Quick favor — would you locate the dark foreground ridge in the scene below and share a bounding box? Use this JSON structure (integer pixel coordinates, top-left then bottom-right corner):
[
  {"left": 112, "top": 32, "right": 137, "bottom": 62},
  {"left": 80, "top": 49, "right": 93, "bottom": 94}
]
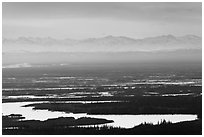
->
[{"left": 2, "top": 114, "right": 202, "bottom": 135}]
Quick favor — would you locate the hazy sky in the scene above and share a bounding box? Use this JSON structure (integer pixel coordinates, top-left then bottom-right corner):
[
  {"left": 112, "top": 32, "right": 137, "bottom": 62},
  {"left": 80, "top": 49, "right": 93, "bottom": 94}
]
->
[{"left": 3, "top": 2, "right": 202, "bottom": 39}]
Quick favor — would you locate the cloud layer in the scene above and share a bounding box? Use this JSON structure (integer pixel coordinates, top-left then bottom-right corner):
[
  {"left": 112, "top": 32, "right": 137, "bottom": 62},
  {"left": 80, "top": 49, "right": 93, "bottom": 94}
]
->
[{"left": 3, "top": 2, "right": 202, "bottom": 39}]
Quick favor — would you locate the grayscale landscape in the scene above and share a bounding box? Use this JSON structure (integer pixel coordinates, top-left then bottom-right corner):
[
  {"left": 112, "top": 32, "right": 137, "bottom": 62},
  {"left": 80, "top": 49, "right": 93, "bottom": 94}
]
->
[{"left": 2, "top": 2, "right": 202, "bottom": 135}]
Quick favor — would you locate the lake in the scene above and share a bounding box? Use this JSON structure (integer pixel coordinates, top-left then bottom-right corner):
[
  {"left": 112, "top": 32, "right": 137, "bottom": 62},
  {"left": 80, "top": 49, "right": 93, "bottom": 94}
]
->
[{"left": 2, "top": 101, "right": 198, "bottom": 128}]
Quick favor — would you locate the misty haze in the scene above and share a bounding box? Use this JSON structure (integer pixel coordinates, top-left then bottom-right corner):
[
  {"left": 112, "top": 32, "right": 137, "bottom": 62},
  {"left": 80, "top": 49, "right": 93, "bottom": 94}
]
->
[{"left": 2, "top": 2, "right": 202, "bottom": 135}]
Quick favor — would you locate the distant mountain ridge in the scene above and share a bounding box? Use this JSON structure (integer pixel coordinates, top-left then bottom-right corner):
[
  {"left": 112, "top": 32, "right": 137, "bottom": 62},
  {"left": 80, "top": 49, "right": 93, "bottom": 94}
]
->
[{"left": 3, "top": 35, "right": 201, "bottom": 53}]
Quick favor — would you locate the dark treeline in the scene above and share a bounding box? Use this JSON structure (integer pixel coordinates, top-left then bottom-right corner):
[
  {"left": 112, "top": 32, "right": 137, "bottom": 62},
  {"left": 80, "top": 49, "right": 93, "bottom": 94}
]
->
[
  {"left": 21, "top": 96, "right": 202, "bottom": 118},
  {"left": 3, "top": 118, "right": 201, "bottom": 135}
]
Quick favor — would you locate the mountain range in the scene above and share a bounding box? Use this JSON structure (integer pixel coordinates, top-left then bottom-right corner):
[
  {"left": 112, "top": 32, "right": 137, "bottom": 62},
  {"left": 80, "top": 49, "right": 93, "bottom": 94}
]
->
[{"left": 3, "top": 35, "right": 201, "bottom": 53}]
